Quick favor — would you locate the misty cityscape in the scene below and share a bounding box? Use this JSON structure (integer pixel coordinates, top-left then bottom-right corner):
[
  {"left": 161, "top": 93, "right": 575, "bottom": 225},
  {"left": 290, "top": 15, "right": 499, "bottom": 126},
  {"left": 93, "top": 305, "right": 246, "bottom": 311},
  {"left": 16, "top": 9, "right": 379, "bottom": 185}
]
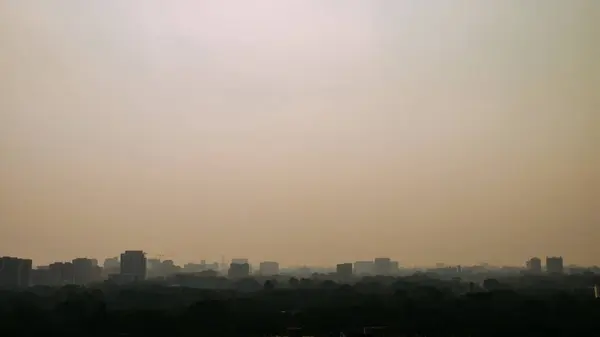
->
[
  {"left": 1, "top": 251, "right": 599, "bottom": 336},
  {"left": 0, "top": 252, "right": 597, "bottom": 288},
  {"left": 1, "top": 1, "right": 597, "bottom": 336}
]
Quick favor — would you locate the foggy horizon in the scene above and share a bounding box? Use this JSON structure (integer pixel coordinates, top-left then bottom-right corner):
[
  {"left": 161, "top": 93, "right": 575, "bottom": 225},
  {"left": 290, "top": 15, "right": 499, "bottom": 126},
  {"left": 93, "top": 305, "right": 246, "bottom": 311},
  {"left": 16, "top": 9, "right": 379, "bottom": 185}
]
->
[{"left": 1, "top": 1, "right": 598, "bottom": 267}]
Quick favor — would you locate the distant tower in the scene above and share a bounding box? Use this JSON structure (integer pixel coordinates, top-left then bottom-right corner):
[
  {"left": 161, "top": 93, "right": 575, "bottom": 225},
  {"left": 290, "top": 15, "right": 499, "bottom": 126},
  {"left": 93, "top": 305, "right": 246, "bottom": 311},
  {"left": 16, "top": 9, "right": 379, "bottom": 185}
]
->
[
  {"left": 545, "top": 256, "right": 564, "bottom": 274},
  {"left": 120, "top": 251, "right": 147, "bottom": 281},
  {"left": 374, "top": 258, "right": 392, "bottom": 276},
  {"left": 336, "top": 263, "right": 353, "bottom": 279},
  {"left": 526, "top": 257, "right": 542, "bottom": 273},
  {"left": 72, "top": 258, "right": 94, "bottom": 285},
  {"left": 227, "top": 263, "right": 250, "bottom": 279}
]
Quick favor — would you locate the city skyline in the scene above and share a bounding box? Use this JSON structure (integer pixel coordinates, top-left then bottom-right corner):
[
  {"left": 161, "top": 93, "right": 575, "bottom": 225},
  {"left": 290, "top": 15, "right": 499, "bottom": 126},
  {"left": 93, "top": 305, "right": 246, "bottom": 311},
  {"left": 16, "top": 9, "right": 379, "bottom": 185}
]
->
[
  {"left": 0, "top": 250, "right": 580, "bottom": 288},
  {"left": 1, "top": 250, "right": 585, "bottom": 289},
  {"left": 1, "top": 1, "right": 597, "bottom": 267},
  {"left": 2, "top": 252, "right": 589, "bottom": 270}
]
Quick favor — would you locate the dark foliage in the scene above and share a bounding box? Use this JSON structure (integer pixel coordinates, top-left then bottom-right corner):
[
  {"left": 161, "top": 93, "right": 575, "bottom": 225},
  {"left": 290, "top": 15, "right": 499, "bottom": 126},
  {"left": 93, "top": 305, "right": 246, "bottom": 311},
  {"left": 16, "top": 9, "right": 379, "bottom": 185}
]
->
[{"left": 0, "top": 275, "right": 598, "bottom": 337}]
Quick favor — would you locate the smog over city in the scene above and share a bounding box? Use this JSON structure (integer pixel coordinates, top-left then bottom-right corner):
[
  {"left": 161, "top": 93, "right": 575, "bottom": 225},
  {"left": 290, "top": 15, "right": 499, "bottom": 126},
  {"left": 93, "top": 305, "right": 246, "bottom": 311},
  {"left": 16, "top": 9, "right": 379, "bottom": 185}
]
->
[{"left": 0, "top": 2, "right": 598, "bottom": 336}]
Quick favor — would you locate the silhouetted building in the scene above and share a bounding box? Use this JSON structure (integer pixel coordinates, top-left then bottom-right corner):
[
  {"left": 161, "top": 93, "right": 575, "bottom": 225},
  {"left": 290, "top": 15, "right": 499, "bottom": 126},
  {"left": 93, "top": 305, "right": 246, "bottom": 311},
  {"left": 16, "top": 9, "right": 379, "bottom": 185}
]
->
[
  {"left": 120, "top": 250, "right": 147, "bottom": 282},
  {"left": 72, "top": 258, "right": 95, "bottom": 285},
  {"left": 231, "top": 258, "right": 251, "bottom": 274},
  {"left": 31, "top": 268, "right": 52, "bottom": 286},
  {"left": 49, "top": 262, "right": 74, "bottom": 285},
  {"left": 546, "top": 256, "right": 564, "bottom": 274},
  {"left": 390, "top": 261, "right": 400, "bottom": 274},
  {"left": 19, "top": 259, "right": 32, "bottom": 287},
  {"left": 336, "top": 263, "right": 353, "bottom": 279},
  {"left": 228, "top": 263, "right": 250, "bottom": 278},
  {"left": 259, "top": 261, "right": 280, "bottom": 276},
  {"left": 374, "top": 258, "right": 392, "bottom": 276},
  {"left": 104, "top": 257, "right": 120, "bottom": 269},
  {"left": 354, "top": 261, "right": 374, "bottom": 275},
  {"left": 0, "top": 257, "right": 32, "bottom": 288},
  {"left": 526, "top": 257, "right": 542, "bottom": 273}
]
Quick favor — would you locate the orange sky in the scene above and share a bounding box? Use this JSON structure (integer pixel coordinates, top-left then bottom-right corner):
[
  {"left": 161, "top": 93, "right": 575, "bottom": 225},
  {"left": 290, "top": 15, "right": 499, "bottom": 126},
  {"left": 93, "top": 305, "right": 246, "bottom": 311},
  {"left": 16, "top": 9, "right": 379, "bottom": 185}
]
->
[{"left": 1, "top": 1, "right": 598, "bottom": 267}]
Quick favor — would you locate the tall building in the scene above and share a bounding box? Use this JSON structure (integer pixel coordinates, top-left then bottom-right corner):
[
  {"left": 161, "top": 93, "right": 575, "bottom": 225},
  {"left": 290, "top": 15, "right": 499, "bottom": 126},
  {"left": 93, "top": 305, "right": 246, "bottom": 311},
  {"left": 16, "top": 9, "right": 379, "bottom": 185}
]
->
[
  {"left": 228, "top": 263, "right": 250, "bottom": 278},
  {"left": 49, "top": 262, "right": 74, "bottom": 285},
  {"left": 104, "top": 257, "right": 120, "bottom": 269},
  {"left": 259, "top": 261, "right": 280, "bottom": 276},
  {"left": 120, "top": 251, "right": 147, "bottom": 282},
  {"left": 31, "top": 268, "right": 53, "bottom": 286},
  {"left": 546, "top": 256, "right": 564, "bottom": 274},
  {"left": 231, "top": 258, "right": 251, "bottom": 274},
  {"left": 354, "top": 261, "right": 374, "bottom": 275},
  {"left": 526, "top": 257, "right": 542, "bottom": 273},
  {"left": 0, "top": 257, "right": 32, "bottom": 288},
  {"left": 19, "top": 259, "right": 32, "bottom": 287},
  {"left": 374, "top": 258, "right": 392, "bottom": 276},
  {"left": 336, "top": 263, "right": 353, "bottom": 279},
  {"left": 72, "top": 258, "right": 95, "bottom": 285}
]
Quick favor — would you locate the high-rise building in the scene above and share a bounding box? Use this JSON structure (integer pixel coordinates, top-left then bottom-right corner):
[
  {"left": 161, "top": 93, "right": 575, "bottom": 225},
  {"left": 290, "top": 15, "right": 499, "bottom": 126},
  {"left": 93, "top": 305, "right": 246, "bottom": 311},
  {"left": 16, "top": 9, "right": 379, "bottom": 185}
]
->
[
  {"left": 231, "top": 258, "right": 251, "bottom": 273},
  {"left": 49, "top": 262, "right": 74, "bottom": 285},
  {"left": 374, "top": 258, "right": 392, "bottom": 276},
  {"left": 336, "top": 263, "right": 353, "bottom": 279},
  {"left": 526, "top": 257, "right": 542, "bottom": 273},
  {"left": 72, "top": 258, "right": 95, "bottom": 285},
  {"left": 259, "top": 261, "right": 280, "bottom": 276},
  {"left": 354, "top": 261, "right": 374, "bottom": 275},
  {"left": 228, "top": 263, "right": 250, "bottom": 278},
  {"left": 104, "top": 257, "right": 120, "bottom": 269},
  {"left": 546, "top": 256, "right": 564, "bottom": 274},
  {"left": 0, "top": 257, "right": 32, "bottom": 288},
  {"left": 19, "top": 259, "right": 32, "bottom": 287},
  {"left": 31, "top": 267, "right": 54, "bottom": 286},
  {"left": 120, "top": 251, "right": 147, "bottom": 282}
]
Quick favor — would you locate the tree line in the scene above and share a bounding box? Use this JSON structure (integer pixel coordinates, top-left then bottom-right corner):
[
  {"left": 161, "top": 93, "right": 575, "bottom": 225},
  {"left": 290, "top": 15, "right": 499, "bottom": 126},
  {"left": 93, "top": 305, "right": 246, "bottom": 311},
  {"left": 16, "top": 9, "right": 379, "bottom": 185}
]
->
[{"left": 0, "top": 274, "right": 598, "bottom": 337}]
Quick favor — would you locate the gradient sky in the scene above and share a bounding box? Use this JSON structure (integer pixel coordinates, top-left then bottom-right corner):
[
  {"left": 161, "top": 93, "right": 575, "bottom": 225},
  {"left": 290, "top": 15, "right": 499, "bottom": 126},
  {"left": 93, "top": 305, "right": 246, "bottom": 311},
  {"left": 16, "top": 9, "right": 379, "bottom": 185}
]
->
[{"left": 1, "top": 1, "right": 598, "bottom": 267}]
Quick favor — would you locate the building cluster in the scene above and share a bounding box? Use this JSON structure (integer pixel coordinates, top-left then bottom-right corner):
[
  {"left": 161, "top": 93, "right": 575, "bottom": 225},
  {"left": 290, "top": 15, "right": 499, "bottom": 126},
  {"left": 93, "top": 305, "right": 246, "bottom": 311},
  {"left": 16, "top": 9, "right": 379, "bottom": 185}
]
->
[
  {"left": 0, "top": 252, "right": 576, "bottom": 288},
  {"left": 0, "top": 257, "right": 32, "bottom": 288},
  {"left": 525, "top": 256, "right": 564, "bottom": 274},
  {"left": 349, "top": 258, "right": 401, "bottom": 277}
]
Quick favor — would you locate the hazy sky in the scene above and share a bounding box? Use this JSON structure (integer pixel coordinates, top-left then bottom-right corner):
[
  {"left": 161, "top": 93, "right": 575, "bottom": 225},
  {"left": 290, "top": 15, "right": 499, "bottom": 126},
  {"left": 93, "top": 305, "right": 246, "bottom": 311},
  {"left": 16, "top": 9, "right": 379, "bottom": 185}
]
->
[{"left": 1, "top": 1, "right": 598, "bottom": 267}]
